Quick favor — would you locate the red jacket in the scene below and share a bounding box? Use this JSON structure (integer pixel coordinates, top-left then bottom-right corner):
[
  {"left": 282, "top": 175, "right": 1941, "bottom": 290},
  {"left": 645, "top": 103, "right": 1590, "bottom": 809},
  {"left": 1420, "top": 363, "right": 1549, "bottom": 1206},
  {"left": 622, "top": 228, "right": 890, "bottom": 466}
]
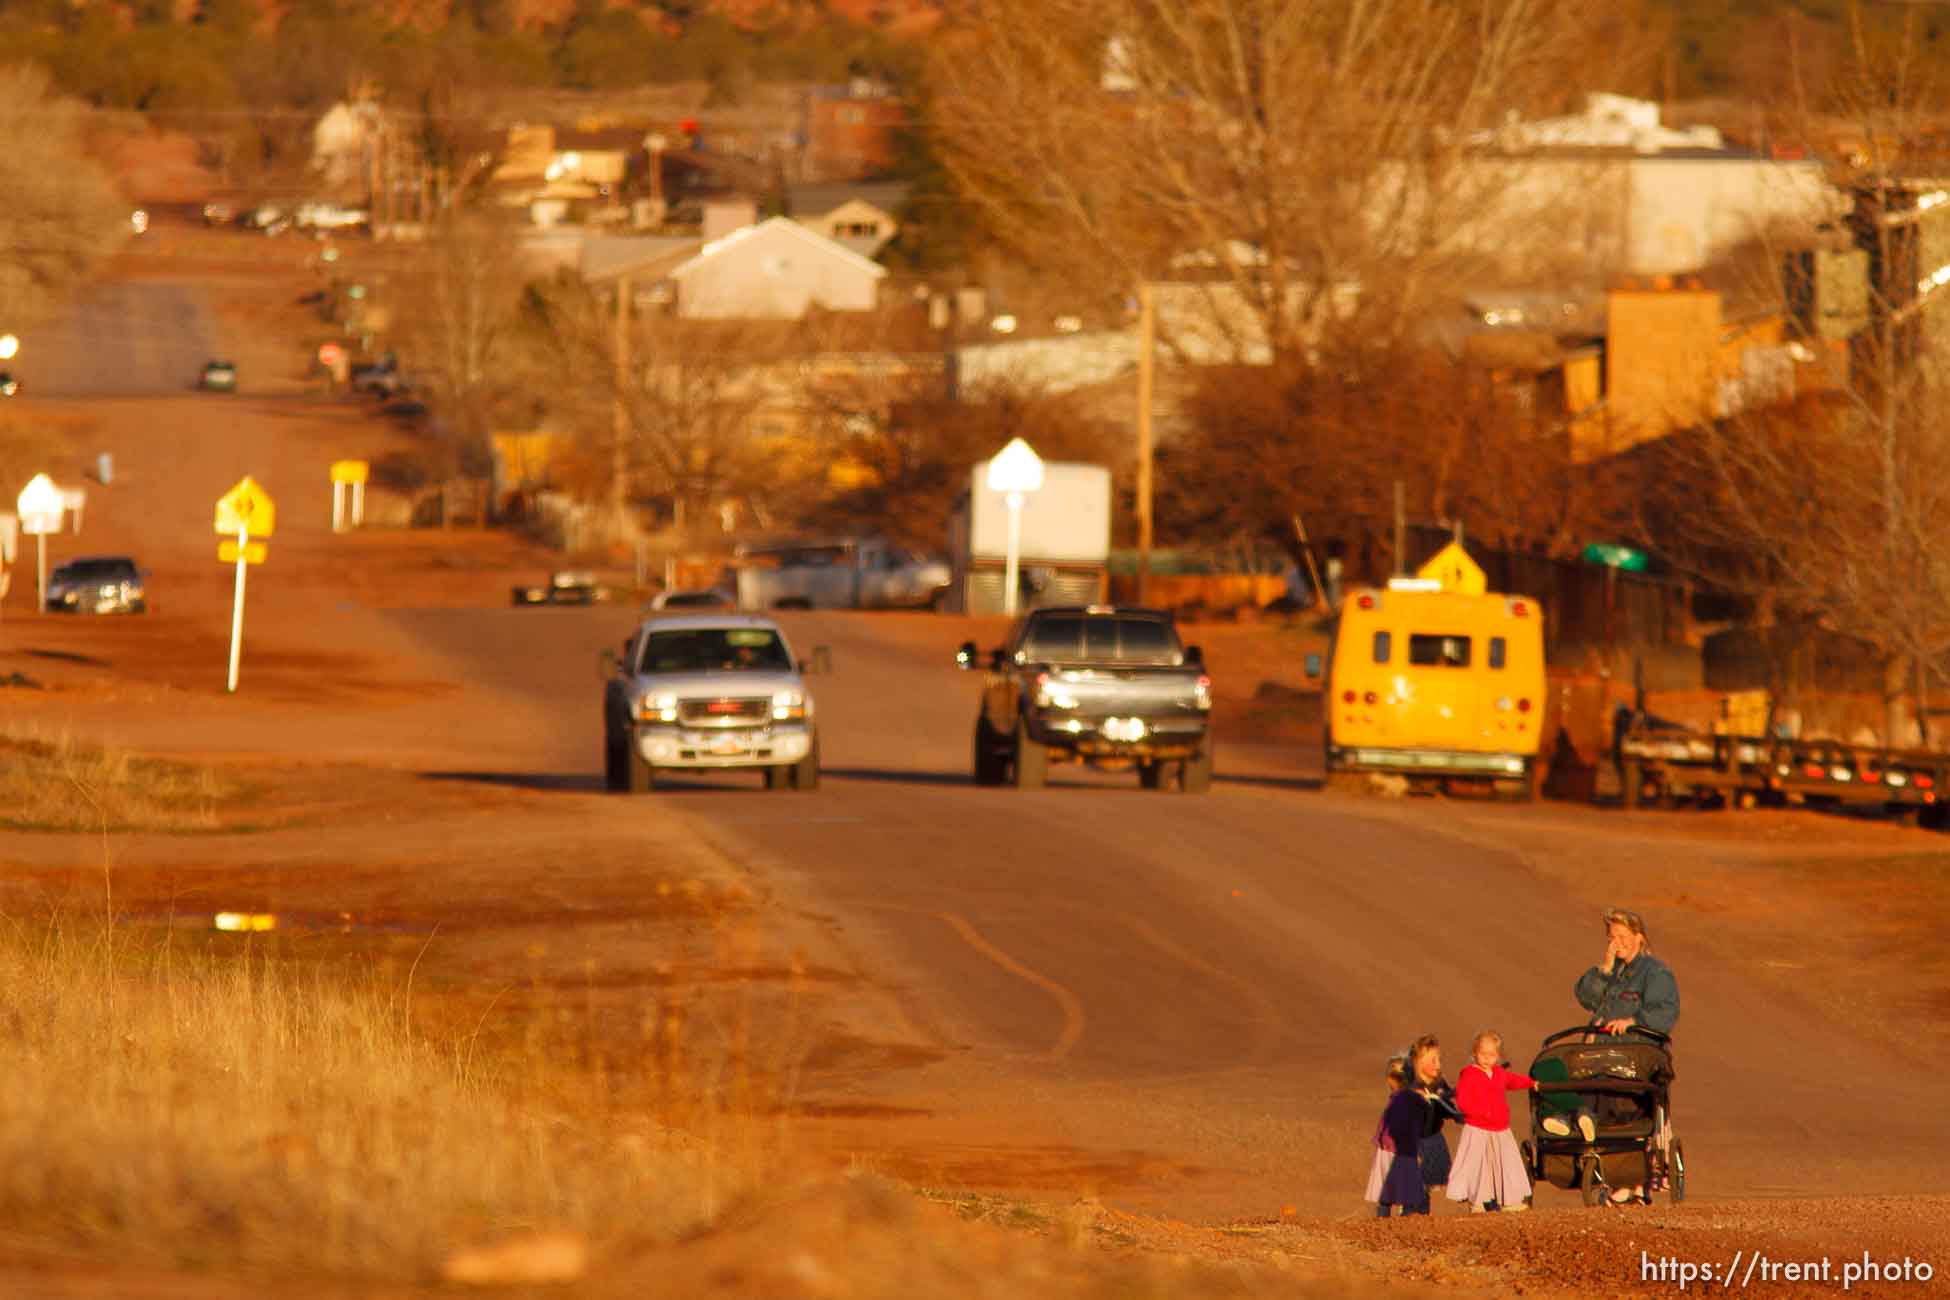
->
[{"left": 1456, "top": 1063, "right": 1535, "bottom": 1131}]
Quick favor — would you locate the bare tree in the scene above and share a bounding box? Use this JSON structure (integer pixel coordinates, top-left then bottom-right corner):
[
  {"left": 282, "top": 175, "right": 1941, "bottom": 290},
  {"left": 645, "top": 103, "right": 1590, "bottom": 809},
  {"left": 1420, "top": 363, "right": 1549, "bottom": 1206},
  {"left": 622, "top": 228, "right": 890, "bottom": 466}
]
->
[
  {"left": 1647, "top": 2, "right": 1950, "bottom": 747},
  {"left": 926, "top": 0, "right": 1653, "bottom": 365},
  {"left": 534, "top": 283, "right": 793, "bottom": 533},
  {"left": 1165, "top": 349, "right": 1634, "bottom": 578},
  {"left": 0, "top": 66, "right": 129, "bottom": 334},
  {"left": 388, "top": 209, "right": 530, "bottom": 464}
]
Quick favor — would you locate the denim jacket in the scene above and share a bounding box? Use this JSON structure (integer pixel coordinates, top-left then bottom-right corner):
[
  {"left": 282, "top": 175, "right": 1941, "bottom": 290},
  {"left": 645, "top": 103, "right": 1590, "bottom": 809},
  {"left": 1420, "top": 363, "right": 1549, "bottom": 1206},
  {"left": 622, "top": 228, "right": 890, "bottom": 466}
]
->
[{"left": 1574, "top": 952, "right": 1680, "bottom": 1035}]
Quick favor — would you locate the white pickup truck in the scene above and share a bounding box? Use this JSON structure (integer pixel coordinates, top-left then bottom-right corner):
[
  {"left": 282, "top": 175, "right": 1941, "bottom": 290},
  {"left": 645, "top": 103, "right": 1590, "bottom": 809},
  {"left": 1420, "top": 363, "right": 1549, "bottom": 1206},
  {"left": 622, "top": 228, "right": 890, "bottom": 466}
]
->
[{"left": 601, "top": 613, "right": 826, "bottom": 792}]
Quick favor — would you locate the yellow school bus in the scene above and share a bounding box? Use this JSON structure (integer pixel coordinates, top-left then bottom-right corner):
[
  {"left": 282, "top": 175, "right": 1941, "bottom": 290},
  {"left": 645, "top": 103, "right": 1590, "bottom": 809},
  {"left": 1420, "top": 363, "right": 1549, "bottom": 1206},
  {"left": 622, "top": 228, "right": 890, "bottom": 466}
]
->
[{"left": 1320, "top": 543, "right": 1546, "bottom": 796}]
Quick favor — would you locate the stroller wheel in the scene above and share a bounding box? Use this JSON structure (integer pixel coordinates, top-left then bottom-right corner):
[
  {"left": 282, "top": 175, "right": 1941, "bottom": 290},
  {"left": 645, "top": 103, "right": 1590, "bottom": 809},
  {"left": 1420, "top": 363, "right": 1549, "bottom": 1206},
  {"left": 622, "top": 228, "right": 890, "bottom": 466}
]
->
[
  {"left": 1578, "top": 1154, "right": 1605, "bottom": 1207},
  {"left": 1666, "top": 1139, "right": 1686, "bottom": 1205},
  {"left": 1520, "top": 1139, "right": 1536, "bottom": 1179}
]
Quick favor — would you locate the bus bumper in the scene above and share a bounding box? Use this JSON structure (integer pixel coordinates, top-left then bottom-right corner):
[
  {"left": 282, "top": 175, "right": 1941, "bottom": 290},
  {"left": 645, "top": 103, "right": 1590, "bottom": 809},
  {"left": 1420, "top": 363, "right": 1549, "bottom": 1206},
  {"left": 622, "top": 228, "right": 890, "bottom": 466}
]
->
[{"left": 1328, "top": 746, "right": 1531, "bottom": 779}]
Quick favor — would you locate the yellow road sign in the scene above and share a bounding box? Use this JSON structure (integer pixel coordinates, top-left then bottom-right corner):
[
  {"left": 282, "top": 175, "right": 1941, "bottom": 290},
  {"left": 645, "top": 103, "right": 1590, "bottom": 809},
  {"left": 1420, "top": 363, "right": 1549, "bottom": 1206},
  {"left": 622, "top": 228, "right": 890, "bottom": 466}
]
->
[
  {"left": 219, "top": 539, "right": 268, "bottom": 564},
  {"left": 215, "top": 476, "right": 276, "bottom": 537},
  {"left": 329, "top": 459, "right": 369, "bottom": 485},
  {"left": 1416, "top": 541, "right": 1487, "bottom": 595}
]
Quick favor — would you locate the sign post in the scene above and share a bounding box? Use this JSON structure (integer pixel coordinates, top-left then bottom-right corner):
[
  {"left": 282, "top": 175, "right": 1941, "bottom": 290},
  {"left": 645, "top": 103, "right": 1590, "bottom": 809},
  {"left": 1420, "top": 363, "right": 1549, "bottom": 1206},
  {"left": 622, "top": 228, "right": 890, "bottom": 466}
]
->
[
  {"left": 215, "top": 476, "right": 275, "bottom": 692},
  {"left": 329, "top": 460, "right": 369, "bottom": 532},
  {"left": 1582, "top": 541, "right": 1648, "bottom": 722},
  {"left": 0, "top": 513, "right": 17, "bottom": 620},
  {"left": 16, "top": 474, "right": 66, "bottom": 615},
  {"left": 985, "top": 438, "right": 1045, "bottom": 616}
]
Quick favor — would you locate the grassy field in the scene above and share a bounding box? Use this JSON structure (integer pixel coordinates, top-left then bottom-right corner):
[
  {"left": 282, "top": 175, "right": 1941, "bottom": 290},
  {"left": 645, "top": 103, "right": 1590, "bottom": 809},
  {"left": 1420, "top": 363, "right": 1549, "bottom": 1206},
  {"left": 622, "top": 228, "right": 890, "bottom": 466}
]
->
[
  {"left": 0, "top": 730, "right": 238, "bottom": 833},
  {"left": 0, "top": 732, "right": 1364, "bottom": 1294},
  {"left": 0, "top": 906, "right": 764, "bottom": 1280}
]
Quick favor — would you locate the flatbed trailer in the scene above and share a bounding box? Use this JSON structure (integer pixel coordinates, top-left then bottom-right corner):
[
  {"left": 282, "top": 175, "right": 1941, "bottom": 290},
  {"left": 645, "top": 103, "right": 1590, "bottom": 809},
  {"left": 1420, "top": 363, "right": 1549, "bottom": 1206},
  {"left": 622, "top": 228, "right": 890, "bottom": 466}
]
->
[{"left": 1617, "top": 720, "right": 1948, "bottom": 822}]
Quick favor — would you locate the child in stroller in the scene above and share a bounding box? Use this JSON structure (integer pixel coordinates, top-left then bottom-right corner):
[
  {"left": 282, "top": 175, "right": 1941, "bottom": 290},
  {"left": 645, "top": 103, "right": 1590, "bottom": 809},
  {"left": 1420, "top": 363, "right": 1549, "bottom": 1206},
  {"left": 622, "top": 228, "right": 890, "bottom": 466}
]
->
[{"left": 1524, "top": 1025, "right": 1683, "bottom": 1206}]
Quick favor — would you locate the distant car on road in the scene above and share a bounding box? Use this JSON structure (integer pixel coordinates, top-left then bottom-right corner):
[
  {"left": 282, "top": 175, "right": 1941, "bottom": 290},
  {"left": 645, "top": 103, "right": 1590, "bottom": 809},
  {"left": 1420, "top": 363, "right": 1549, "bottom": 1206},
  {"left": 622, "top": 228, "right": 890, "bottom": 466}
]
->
[
  {"left": 647, "top": 583, "right": 737, "bottom": 612},
  {"left": 511, "top": 571, "right": 611, "bottom": 606},
  {"left": 602, "top": 613, "right": 825, "bottom": 792},
  {"left": 0, "top": 372, "right": 17, "bottom": 397},
  {"left": 350, "top": 356, "right": 403, "bottom": 396},
  {"left": 200, "top": 360, "right": 237, "bottom": 392},
  {"left": 47, "top": 555, "right": 148, "bottom": 615}
]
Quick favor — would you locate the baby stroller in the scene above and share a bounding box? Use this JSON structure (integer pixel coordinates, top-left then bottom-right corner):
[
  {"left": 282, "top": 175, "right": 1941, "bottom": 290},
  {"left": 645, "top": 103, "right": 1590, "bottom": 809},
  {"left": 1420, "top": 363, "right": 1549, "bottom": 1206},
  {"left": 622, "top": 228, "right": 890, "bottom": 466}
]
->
[{"left": 1522, "top": 1025, "right": 1683, "bottom": 1206}]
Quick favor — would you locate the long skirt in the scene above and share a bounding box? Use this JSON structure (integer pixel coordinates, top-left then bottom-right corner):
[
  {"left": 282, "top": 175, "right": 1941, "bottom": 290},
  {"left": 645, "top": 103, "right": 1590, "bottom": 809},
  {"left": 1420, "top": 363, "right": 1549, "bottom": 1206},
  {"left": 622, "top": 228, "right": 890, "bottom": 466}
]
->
[
  {"left": 1419, "top": 1131, "right": 1453, "bottom": 1188},
  {"left": 1362, "top": 1147, "right": 1395, "bottom": 1203},
  {"left": 1445, "top": 1125, "right": 1531, "bottom": 1207}
]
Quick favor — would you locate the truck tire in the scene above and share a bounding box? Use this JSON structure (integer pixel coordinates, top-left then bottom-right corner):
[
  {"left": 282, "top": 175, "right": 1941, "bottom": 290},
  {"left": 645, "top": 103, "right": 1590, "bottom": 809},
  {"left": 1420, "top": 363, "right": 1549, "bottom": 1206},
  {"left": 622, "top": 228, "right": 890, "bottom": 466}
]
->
[
  {"left": 627, "top": 742, "right": 656, "bottom": 793},
  {"left": 791, "top": 739, "right": 821, "bottom": 790},
  {"left": 1013, "top": 720, "right": 1047, "bottom": 789},
  {"left": 973, "top": 717, "right": 1006, "bottom": 786},
  {"left": 764, "top": 765, "right": 790, "bottom": 790},
  {"left": 1138, "top": 760, "right": 1164, "bottom": 790},
  {"left": 1182, "top": 743, "right": 1214, "bottom": 794},
  {"left": 603, "top": 725, "right": 626, "bottom": 792}
]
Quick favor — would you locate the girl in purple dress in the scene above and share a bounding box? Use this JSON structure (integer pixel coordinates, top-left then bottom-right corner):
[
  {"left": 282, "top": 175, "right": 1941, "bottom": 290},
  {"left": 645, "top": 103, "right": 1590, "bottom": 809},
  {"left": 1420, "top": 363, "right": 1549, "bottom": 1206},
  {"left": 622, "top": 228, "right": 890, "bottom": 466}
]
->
[{"left": 1363, "top": 1056, "right": 1429, "bottom": 1216}]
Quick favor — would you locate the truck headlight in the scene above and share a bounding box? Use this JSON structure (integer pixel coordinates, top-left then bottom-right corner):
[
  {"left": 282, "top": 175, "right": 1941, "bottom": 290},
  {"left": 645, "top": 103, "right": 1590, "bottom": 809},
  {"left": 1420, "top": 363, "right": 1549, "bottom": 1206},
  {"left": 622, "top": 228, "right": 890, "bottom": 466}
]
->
[
  {"left": 771, "top": 689, "right": 805, "bottom": 720},
  {"left": 1033, "top": 672, "right": 1077, "bottom": 710},
  {"left": 637, "top": 692, "right": 678, "bottom": 723}
]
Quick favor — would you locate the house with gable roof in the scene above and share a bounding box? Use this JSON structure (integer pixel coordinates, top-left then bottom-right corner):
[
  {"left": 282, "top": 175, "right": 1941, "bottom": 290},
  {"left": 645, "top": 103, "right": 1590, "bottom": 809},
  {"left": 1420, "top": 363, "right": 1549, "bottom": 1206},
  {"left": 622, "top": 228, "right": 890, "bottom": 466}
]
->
[{"left": 664, "top": 217, "right": 887, "bottom": 319}]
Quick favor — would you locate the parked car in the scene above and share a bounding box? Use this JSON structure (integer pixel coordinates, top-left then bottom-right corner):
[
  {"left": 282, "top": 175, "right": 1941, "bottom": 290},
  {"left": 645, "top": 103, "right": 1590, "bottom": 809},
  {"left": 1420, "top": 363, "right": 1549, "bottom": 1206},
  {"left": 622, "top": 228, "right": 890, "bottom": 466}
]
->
[
  {"left": 47, "top": 555, "right": 148, "bottom": 615},
  {"left": 734, "top": 537, "right": 952, "bottom": 611},
  {"left": 601, "top": 613, "right": 826, "bottom": 791},
  {"left": 959, "top": 605, "right": 1213, "bottom": 791},
  {"left": 511, "top": 571, "right": 611, "bottom": 606},
  {"left": 200, "top": 360, "right": 238, "bottom": 392},
  {"left": 350, "top": 356, "right": 403, "bottom": 396},
  {"left": 0, "top": 372, "right": 17, "bottom": 397}
]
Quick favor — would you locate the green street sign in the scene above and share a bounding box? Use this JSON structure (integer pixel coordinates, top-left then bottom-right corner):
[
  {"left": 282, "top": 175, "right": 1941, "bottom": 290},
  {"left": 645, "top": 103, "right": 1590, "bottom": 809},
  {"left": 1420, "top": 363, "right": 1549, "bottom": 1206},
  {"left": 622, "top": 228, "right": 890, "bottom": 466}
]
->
[{"left": 1583, "top": 542, "right": 1649, "bottom": 572}]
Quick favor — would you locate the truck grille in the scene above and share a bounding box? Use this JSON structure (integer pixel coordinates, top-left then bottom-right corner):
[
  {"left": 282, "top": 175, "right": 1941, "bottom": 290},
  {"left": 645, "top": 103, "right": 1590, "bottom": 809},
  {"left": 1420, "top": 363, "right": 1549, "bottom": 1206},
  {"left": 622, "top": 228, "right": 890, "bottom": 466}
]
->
[{"left": 678, "top": 697, "right": 770, "bottom": 725}]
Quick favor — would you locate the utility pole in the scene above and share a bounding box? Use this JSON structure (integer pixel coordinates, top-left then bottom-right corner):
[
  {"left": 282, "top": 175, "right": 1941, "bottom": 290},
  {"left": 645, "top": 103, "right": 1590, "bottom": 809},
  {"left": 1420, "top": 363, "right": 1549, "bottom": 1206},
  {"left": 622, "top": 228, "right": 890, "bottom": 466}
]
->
[
  {"left": 1393, "top": 479, "right": 1407, "bottom": 575},
  {"left": 612, "top": 273, "right": 631, "bottom": 534},
  {"left": 1136, "top": 281, "right": 1155, "bottom": 604}
]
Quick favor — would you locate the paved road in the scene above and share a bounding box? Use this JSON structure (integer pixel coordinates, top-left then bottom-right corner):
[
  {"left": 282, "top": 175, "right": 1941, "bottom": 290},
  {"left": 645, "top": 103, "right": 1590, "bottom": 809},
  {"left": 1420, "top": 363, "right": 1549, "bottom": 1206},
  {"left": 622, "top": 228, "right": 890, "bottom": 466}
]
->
[
  {"left": 388, "top": 605, "right": 1943, "bottom": 1216},
  {"left": 16, "top": 279, "right": 220, "bottom": 398}
]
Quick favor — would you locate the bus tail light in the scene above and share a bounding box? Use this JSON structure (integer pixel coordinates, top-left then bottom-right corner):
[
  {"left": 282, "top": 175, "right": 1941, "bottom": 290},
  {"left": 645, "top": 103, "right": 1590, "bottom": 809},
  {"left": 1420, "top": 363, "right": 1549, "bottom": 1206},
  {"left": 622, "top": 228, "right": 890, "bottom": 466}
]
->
[
  {"left": 1517, "top": 698, "right": 1532, "bottom": 713},
  {"left": 1356, "top": 593, "right": 1378, "bottom": 611},
  {"left": 1507, "top": 598, "right": 1530, "bottom": 617},
  {"left": 1342, "top": 689, "right": 1357, "bottom": 703},
  {"left": 1363, "top": 691, "right": 1378, "bottom": 705}
]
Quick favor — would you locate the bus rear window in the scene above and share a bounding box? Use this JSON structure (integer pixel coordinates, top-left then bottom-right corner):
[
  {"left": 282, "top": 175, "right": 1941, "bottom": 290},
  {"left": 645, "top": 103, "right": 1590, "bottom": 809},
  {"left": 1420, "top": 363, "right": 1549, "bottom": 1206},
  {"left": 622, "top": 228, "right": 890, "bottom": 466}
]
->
[
  {"left": 1408, "top": 634, "right": 1471, "bottom": 668},
  {"left": 1489, "top": 636, "right": 1507, "bottom": 669},
  {"left": 1372, "top": 631, "right": 1392, "bottom": 664}
]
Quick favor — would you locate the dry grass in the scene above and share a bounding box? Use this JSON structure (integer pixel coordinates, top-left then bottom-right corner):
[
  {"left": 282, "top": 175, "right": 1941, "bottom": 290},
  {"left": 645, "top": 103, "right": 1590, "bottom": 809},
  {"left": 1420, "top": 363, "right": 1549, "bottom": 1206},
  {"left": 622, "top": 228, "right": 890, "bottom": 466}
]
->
[
  {"left": 0, "top": 730, "right": 236, "bottom": 832},
  {"left": 0, "top": 909, "right": 773, "bottom": 1280}
]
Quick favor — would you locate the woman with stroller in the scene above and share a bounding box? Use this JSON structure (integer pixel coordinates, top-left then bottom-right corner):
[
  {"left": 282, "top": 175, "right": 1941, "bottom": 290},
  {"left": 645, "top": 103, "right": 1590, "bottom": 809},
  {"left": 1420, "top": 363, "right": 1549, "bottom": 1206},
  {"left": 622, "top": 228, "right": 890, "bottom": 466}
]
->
[
  {"left": 1575, "top": 907, "right": 1680, "bottom": 1037},
  {"left": 1570, "top": 907, "right": 1681, "bottom": 1204}
]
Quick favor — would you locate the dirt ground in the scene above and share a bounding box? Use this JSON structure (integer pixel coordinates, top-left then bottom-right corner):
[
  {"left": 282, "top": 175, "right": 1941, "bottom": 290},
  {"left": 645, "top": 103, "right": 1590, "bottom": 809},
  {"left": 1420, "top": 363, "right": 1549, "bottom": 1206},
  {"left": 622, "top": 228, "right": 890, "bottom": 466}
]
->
[{"left": 2, "top": 211, "right": 1948, "bottom": 1298}]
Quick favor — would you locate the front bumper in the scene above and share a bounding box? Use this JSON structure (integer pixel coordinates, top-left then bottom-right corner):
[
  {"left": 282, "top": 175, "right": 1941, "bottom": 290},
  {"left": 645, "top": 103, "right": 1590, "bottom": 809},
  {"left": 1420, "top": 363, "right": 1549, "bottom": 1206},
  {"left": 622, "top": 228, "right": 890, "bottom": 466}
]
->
[
  {"left": 1329, "top": 745, "right": 1529, "bottom": 778},
  {"left": 635, "top": 723, "right": 812, "bottom": 769},
  {"left": 48, "top": 590, "right": 143, "bottom": 615},
  {"left": 1031, "top": 714, "right": 1207, "bottom": 758}
]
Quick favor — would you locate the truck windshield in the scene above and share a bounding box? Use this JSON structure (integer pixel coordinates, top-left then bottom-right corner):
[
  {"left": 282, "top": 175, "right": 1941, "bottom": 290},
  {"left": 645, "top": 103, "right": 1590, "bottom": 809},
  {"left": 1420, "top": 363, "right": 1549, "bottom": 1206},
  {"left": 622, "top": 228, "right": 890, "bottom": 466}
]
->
[
  {"left": 1022, "top": 615, "right": 1183, "bottom": 665},
  {"left": 640, "top": 628, "right": 793, "bottom": 674}
]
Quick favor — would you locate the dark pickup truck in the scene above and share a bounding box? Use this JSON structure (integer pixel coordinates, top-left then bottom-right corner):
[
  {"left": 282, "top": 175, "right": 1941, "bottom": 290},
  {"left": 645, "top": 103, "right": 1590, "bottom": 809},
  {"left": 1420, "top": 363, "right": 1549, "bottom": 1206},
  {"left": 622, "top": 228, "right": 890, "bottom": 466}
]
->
[{"left": 958, "top": 605, "right": 1213, "bottom": 792}]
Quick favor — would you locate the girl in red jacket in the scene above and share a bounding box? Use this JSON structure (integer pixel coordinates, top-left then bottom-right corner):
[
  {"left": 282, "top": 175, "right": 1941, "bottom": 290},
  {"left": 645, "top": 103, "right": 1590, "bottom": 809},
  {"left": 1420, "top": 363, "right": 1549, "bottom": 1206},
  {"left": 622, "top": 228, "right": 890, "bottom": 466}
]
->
[{"left": 1445, "top": 1030, "right": 1539, "bottom": 1213}]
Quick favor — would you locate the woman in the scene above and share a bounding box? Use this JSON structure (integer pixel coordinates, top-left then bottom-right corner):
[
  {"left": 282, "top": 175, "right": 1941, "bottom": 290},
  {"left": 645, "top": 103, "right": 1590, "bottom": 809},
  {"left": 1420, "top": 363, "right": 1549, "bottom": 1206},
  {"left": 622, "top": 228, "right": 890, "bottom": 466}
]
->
[
  {"left": 1575, "top": 907, "right": 1679, "bottom": 1037},
  {"left": 1570, "top": 907, "right": 1680, "bottom": 1204}
]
